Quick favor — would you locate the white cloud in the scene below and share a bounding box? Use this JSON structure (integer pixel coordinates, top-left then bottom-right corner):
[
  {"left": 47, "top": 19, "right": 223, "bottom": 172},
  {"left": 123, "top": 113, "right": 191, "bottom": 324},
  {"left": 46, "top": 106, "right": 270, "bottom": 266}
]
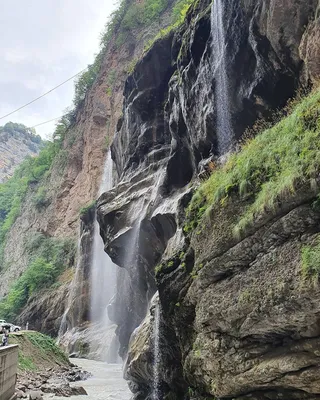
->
[{"left": 0, "top": 0, "right": 118, "bottom": 138}]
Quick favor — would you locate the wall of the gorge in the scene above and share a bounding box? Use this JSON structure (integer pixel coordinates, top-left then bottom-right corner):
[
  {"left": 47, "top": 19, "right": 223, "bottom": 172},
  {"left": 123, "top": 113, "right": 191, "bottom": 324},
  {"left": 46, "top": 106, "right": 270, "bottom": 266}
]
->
[
  {"left": 0, "top": 0, "right": 184, "bottom": 337},
  {"left": 97, "top": 0, "right": 320, "bottom": 398}
]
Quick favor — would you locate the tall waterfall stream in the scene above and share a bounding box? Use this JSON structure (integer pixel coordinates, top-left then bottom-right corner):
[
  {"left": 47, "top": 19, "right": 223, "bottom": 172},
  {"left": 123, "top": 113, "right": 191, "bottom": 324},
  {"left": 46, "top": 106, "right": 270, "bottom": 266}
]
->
[{"left": 211, "top": 0, "right": 233, "bottom": 154}]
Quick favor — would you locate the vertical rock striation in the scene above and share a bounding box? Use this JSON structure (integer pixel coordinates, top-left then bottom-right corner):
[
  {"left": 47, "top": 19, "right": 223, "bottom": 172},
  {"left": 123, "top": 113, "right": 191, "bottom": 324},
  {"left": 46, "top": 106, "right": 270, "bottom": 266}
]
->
[{"left": 97, "top": 0, "right": 320, "bottom": 398}]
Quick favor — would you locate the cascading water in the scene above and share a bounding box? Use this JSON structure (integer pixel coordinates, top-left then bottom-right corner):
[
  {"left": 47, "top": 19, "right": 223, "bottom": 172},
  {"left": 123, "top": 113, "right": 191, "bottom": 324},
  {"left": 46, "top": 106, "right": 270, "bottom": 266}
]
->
[
  {"left": 90, "top": 151, "right": 119, "bottom": 361},
  {"left": 58, "top": 151, "right": 119, "bottom": 361},
  {"left": 119, "top": 170, "right": 166, "bottom": 351},
  {"left": 58, "top": 236, "right": 83, "bottom": 338},
  {"left": 152, "top": 301, "right": 161, "bottom": 400},
  {"left": 211, "top": 0, "right": 233, "bottom": 154}
]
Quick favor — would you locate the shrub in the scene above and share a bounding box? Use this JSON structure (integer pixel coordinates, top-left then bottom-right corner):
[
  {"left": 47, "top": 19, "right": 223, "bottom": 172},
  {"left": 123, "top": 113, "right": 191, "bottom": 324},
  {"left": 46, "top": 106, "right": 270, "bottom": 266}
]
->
[
  {"left": 0, "top": 140, "right": 61, "bottom": 264},
  {"left": 79, "top": 201, "right": 96, "bottom": 216},
  {"left": 301, "top": 242, "right": 320, "bottom": 280},
  {"left": 33, "top": 187, "right": 50, "bottom": 210},
  {"left": 187, "top": 88, "right": 320, "bottom": 234},
  {"left": 0, "top": 235, "right": 76, "bottom": 320}
]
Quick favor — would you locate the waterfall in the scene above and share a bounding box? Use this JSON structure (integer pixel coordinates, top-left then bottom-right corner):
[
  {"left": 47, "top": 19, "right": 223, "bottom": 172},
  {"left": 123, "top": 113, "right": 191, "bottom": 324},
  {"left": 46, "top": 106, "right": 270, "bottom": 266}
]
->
[
  {"left": 90, "top": 151, "right": 119, "bottom": 361},
  {"left": 152, "top": 301, "right": 161, "bottom": 400},
  {"left": 211, "top": 0, "right": 233, "bottom": 154},
  {"left": 58, "top": 151, "right": 119, "bottom": 362},
  {"left": 58, "top": 235, "right": 84, "bottom": 338}
]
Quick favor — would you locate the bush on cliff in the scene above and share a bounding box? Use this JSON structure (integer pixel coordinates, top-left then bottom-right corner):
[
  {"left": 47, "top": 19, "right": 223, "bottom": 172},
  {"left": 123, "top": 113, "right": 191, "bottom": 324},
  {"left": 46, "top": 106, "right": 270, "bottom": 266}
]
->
[
  {"left": 187, "top": 87, "right": 320, "bottom": 234},
  {"left": 0, "top": 140, "right": 62, "bottom": 264},
  {"left": 74, "top": 0, "right": 194, "bottom": 108},
  {"left": 0, "top": 235, "right": 75, "bottom": 320}
]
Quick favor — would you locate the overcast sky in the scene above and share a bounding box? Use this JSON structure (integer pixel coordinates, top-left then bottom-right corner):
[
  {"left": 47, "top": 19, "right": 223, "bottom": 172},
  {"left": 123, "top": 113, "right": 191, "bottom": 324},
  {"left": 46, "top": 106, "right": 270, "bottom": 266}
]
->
[{"left": 0, "top": 0, "right": 118, "bottom": 138}]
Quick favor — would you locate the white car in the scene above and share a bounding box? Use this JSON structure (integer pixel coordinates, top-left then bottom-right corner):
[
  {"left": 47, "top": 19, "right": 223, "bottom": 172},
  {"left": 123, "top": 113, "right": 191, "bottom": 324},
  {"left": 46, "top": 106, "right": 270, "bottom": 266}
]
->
[{"left": 0, "top": 321, "right": 21, "bottom": 333}]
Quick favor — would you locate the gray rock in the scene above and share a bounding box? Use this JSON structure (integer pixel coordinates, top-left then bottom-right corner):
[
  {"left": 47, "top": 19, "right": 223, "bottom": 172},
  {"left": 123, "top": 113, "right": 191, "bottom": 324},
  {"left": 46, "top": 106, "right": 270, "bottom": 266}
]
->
[{"left": 28, "top": 391, "right": 43, "bottom": 400}]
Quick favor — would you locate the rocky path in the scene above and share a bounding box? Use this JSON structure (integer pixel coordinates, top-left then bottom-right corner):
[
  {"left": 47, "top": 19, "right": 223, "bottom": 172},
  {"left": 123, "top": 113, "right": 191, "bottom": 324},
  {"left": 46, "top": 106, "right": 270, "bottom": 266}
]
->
[{"left": 43, "top": 359, "right": 131, "bottom": 400}]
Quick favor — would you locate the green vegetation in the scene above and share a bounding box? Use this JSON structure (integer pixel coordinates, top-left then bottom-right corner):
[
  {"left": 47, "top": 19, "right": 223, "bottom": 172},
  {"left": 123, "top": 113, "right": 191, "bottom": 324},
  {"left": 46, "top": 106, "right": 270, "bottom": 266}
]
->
[
  {"left": 10, "top": 331, "right": 69, "bottom": 371},
  {"left": 27, "top": 331, "right": 69, "bottom": 364},
  {"left": 0, "top": 234, "right": 75, "bottom": 320},
  {"left": 33, "top": 186, "right": 50, "bottom": 210},
  {"left": 0, "top": 122, "right": 42, "bottom": 145},
  {"left": 187, "top": 88, "right": 320, "bottom": 235},
  {"left": 79, "top": 200, "right": 96, "bottom": 216},
  {"left": 0, "top": 140, "right": 62, "bottom": 262},
  {"left": 74, "top": 0, "right": 195, "bottom": 109},
  {"left": 18, "top": 352, "right": 37, "bottom": 371},
  {"left": 301, "top": 241, "right": 320, "bottom": 281},
  {"left": 144, "top": 0, "right": 196, "bottom": 52}
]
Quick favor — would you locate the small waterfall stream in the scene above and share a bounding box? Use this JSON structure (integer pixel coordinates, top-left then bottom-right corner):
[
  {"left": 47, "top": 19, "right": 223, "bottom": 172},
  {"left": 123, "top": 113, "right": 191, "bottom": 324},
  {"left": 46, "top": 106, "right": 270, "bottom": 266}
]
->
[
  {"left": 90, "top": 151, "right": 119, "bottom": 361},
  {"left": 152, "top": 301, "right": 161, "bottom": 400},
  {"left": 58, "top": 236, "right": 83, "bottom": 338},
  {"left": 58, "top": 151, "right": 119, "bottom": 361},
  {"left": 211, "top": 0, "right": 233, "bottom": 154}
]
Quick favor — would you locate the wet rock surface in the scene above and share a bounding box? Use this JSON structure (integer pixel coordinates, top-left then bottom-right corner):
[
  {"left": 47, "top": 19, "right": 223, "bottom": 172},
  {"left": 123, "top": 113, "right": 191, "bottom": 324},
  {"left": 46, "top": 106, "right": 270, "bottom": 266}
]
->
[
  {"left": 97, "top": 0, "right": 320, "bottom": 398},
  {"left": 98, "top": 0, "right": 318, "bottom": 366}
]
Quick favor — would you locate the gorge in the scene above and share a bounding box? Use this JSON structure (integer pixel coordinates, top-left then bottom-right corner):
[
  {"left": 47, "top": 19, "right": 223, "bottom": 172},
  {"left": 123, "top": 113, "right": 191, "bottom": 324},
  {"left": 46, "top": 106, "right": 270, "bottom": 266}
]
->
[{"left": 0, "top": 0, "right": 320, "bottom": 399}]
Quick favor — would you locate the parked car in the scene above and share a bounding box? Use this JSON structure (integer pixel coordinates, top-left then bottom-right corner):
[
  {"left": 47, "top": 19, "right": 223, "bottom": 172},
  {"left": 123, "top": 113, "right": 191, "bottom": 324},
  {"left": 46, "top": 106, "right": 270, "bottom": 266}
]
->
[{"left": 0, "top": 321, "right": 21, "bottom": 333}]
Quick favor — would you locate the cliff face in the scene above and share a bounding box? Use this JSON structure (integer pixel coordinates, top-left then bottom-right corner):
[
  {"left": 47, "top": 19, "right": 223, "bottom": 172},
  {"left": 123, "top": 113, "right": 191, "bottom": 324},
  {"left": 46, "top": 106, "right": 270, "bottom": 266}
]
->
[
  {"left": 0, "top": 0, "right": 183, "bottom": 337},
  {"left": 0, "top": 124, "right": 42, "bottom": 183},
  {"left": 97, "top": 0, "right": 320, "bottom": 398}
]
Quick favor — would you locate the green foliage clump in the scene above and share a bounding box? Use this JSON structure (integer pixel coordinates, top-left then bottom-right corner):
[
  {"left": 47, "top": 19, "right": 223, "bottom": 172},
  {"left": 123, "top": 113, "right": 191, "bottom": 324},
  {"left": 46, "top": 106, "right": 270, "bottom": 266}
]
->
[
  {"left": 301, "top": 241, "right": 320, "bottom": 280},
  {"left": 10, "top": 331, "right": 69, "bottom": 371},
  {"left": 144, "top": 0, "right": 196, "bottom": 53},
  {"left": 74, "top": 55, "right": 103, "bottom": 107},
  {"left": 0, "top": 234, "right": 75, "bottom": 320},
  {"left": 171, "top": 0, "right": 195, "bottom": 24},
  {"left": 18, "top": 352, "right": 37, "bottom": 371},
  {"left": 0, "top": 122, "right": 42, "bottom": 145},
  {"left": 0, "top": 141, "right": 61, "bottom": 262},
  {"left": 187, "top": 88, "right": 320, "bottom": 235},
  {"left": 26, "top": 331, "right": 69, "bottom": 364},
  {"left": 52, "top": 109, "right": 76, "bottom": 144},
  {"left": 79, "top": 201, "right": 96, "bottom": 217},
  {"left": 33, "top": 186, "right": 50, "bottom": 210}
]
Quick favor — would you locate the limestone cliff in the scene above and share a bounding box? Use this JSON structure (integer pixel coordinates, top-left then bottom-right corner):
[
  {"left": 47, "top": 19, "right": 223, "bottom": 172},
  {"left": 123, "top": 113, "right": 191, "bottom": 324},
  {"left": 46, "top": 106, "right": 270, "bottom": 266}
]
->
[
  {"left": 0, "top": 0, "right": 186, "bottom": 337},
  {"left": 0, "top": 123, "right": 42, "bottom": 183},
  {"left": 97, "top": 0, "right": 320, "bottom": 398}
]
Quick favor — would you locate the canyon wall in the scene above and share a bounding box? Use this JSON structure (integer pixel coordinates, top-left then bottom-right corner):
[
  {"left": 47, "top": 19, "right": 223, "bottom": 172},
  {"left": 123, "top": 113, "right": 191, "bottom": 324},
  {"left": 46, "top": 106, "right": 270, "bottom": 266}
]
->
[
  {"left": 0, "top": 0, "right": 181, "bottom": 337},
  {"left": 0, "top": 124, "right": 42, "bottom": 183},
  {"left": 97, "top": 0, "right": 320, "bottom": 398}
]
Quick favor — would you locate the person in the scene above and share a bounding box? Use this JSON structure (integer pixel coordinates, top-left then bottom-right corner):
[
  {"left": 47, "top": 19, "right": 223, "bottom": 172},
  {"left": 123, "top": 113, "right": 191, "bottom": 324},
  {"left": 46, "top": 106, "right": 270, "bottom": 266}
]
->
[{"left": 1, "top": 329, "right": 8, "bottom": 346}]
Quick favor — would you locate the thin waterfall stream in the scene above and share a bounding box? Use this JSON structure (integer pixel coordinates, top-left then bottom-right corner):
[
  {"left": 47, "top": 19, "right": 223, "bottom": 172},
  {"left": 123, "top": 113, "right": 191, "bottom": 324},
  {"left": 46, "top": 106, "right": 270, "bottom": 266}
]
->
[
  {"left": 90, "top": 151, "right": 119, "bottom": 361},
  {"left": 152, "top": 301, "right": 161, "bottom": 400},
  {"left": 211, "top": 0, "right": 233, "bottom": 154},
  {"left": 58, "top": 151, "right": 119, "bottom": 361}
]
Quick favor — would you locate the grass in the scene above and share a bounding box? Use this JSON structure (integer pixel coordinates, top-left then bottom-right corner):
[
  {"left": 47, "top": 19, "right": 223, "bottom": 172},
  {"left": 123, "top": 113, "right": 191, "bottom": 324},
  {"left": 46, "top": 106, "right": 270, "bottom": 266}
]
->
[
  {"left": 301, "top": 241, "right": 320, "bottom": 281},
  {"left": 143, "top": 0, "right": 196, "bottom": 53},
  {"left": 10, "top": 332, "right": 69, "bottom": 372},
  {"left": 79, "top": 200, "right": 96, "bottom": 216},
  {"left": 187, "top": 88, "right": 320, "bottom": 235},
  {"left": 18, "top": 352, "right": 37, "bottom": 371}
]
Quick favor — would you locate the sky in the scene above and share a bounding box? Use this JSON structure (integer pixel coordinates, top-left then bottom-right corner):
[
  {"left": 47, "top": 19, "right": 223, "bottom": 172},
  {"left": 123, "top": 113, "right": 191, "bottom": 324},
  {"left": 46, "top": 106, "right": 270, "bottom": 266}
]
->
[{"left": 0, "top": 0, "right": 118, "bottom": 139}]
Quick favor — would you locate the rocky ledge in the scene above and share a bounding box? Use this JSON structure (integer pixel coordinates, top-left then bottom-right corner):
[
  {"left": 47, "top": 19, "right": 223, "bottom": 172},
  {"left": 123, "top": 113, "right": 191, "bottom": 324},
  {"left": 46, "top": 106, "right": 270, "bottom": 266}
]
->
[
  {"left": 16, "top": 365, "right": 91, "bottom": 399},
  {"left": 97, "top": 0, "right": 320, "bottom": 366}
]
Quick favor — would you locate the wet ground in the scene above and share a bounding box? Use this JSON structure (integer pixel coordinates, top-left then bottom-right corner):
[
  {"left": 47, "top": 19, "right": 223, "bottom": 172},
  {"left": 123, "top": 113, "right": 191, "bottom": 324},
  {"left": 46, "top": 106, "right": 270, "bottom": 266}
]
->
[{"left": 44, "top": 358, "right": 131, "bottom": 400}]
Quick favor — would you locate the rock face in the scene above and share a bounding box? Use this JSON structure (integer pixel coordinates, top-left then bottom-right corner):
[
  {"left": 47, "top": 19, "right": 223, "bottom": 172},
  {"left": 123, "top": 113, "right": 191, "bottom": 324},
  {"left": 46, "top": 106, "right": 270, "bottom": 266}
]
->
[
  {"left": 97, "top": 0, "right": 320, "bottom": 398},
  {"left": 0, "top": 0, "right": 181, "bottom": 337},
  {"left": 0, "top": 123, "right": 42, "bottom": 183}
]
